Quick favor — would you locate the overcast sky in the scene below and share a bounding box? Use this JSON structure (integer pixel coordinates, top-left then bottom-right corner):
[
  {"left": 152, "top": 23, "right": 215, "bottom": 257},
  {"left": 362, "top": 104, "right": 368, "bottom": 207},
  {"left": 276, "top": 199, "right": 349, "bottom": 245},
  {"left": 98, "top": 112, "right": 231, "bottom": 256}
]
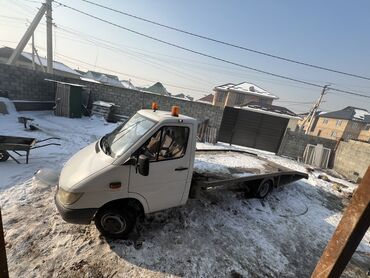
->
[{"left": 1, "top": 0, "right": 370, "bottom": 113}]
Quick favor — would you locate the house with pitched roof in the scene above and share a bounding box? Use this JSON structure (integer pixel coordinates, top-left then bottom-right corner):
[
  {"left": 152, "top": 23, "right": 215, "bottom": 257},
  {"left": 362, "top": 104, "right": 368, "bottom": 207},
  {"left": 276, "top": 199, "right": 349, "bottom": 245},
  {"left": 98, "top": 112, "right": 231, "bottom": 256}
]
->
[
  {"left": 213, "top": 82, "right": 278, "bottom": 108},
  {"left": 0, "top": 46, "right": 81, "bottom": 78},
  {"left": 196, "top": 93, "right": 214, "bottom": 104},
  {"left": 307, "top": 106, "right": 370, "bottom": 141}
]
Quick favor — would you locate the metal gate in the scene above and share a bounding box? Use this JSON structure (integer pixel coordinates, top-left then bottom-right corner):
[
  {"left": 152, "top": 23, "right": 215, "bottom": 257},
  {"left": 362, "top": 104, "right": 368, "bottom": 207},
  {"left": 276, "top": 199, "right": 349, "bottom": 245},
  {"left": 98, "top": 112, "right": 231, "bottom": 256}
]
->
[{"left": 218, "top": 107, "right": 289, "bottom": 153}]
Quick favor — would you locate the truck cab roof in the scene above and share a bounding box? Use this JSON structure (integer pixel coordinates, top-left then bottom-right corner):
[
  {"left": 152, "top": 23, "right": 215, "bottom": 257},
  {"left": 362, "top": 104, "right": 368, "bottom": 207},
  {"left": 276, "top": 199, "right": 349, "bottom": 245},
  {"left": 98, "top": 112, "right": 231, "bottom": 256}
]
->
[{"left": 138, "top": 109, "right": 197, "bottom": 125}]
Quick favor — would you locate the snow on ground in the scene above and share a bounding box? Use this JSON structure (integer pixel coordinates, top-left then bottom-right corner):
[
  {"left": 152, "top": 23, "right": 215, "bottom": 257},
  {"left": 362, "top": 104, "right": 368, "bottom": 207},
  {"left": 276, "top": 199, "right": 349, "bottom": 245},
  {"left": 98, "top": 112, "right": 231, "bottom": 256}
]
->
[
  {"left": 0, "top": 111, "right": 369, "bottom": 278},
  {"left": 194, "top": 152, "right": 268, "bottom": 177}
]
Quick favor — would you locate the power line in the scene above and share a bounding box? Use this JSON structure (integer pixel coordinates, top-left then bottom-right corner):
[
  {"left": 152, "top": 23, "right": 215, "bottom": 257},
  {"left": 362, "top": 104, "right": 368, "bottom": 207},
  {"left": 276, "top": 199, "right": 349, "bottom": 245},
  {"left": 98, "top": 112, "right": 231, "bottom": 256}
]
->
[
  {"left": 50, "top": 50, "right": 212, "bottom": 95},
  {"left": 80, "top": 0, "right": 370, "bottom": 81},
  {"left": 3, "top": 13, "right": 368, "bottom": 97},
  {"left": 53, "top": 1, "right": 370, "bottom": 99},
  {"left": 53, "top": 28, "right": 214, "bottom": 87}
]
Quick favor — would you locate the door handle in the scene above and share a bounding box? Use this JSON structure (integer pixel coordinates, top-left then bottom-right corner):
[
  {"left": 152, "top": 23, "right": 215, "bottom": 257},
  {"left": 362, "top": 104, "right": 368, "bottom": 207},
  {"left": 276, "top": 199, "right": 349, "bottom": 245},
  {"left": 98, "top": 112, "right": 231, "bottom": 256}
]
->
[{"left": 175, "top": 167, "right": 188, "bottom": 171}]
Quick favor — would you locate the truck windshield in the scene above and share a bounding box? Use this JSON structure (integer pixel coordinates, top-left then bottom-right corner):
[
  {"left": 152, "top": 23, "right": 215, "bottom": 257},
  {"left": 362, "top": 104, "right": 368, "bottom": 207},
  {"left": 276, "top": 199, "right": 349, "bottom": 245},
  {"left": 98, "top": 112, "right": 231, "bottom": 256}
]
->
[{"left": 103, "top": 113, "right": 156, "bottom": 158}]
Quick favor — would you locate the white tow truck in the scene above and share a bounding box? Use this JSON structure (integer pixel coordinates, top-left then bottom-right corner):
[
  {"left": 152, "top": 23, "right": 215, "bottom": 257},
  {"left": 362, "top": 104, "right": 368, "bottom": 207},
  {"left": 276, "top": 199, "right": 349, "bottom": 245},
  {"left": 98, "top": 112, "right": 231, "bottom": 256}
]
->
[{"left": 55, "top": 106, "right": 307, "bottom": 238}]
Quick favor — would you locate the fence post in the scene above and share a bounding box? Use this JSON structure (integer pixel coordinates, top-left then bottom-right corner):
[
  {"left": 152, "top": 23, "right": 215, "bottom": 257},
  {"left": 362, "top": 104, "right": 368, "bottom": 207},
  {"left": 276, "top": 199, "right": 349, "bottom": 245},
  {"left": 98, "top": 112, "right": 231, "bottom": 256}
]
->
[
  {"left": 0, "top": 207, "right": 9, "bottom": 278},
  {"left": 311, "top": 166, "right": 370, "bottom": 278}
]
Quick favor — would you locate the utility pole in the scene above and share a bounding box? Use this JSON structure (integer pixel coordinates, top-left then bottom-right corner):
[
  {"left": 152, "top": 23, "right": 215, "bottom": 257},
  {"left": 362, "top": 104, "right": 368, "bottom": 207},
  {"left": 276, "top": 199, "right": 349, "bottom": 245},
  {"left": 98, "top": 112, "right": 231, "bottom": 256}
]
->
[
  {"left": 31, "top": 34, "right": 35, "bottom": 70},
  {"left": 46, "top": 0, "right": 53, "bottom": 74},
  {"left": 7, "top": 2, "right": 47, "bottom": 65},
  {"left": 300, "top": 85, "right": 330, "bottom": 134}
]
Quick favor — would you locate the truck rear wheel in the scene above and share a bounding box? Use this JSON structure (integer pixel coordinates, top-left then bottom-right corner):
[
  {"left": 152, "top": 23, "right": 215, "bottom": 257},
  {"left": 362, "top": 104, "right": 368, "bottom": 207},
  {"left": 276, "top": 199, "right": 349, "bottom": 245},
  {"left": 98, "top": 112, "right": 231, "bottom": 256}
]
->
[
  {"left": 95, "top": 206, "right": 135, "bottom": 239},
  {"left": 0, "top": 151, "right": 9, "bottom": 162},
  {"left": 255, "top": 180, "right": 272, "bottom": 199}
]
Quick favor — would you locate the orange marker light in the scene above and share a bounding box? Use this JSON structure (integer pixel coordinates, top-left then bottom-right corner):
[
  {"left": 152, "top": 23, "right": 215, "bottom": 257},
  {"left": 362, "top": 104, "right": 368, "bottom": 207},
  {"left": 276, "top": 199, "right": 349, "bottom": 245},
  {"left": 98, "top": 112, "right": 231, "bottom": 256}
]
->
[
  {"left": 171, "top": 106, "right": 180, "bottom": 117},
  {"left": 152, "top": 102, "right": 158, "bottom": 111},
  {"left": 109, "top": 182, "right": 121, "bottom": 189}
]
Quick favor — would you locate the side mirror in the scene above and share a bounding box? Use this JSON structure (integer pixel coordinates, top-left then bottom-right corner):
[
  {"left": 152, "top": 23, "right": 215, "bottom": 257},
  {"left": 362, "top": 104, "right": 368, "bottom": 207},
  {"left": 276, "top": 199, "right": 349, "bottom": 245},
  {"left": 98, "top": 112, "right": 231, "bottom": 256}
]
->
[
  {"left": 123, "top": 156, "right": 137, "bottom": 165},
  {"left": 137, "top": 154, "right": 149, "bottom": 176}
]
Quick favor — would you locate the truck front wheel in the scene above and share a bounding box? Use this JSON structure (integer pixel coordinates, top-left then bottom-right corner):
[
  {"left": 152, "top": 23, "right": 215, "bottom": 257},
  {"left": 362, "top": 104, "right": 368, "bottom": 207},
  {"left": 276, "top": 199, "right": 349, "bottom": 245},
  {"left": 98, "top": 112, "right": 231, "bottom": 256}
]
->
[
  {"left": 95, "top": 206, "right": 135, "bottom": 239},
  {"left": 0, "top": 151, "right": 9, "bottom": 162}
]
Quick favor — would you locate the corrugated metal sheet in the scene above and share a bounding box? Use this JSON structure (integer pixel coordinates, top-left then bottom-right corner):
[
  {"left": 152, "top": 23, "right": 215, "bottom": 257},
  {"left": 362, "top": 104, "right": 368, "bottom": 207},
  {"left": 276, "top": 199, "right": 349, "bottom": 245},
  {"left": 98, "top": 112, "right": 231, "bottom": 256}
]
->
[{"left": 219, "top": 107, "right": 288, "bottom": 153}]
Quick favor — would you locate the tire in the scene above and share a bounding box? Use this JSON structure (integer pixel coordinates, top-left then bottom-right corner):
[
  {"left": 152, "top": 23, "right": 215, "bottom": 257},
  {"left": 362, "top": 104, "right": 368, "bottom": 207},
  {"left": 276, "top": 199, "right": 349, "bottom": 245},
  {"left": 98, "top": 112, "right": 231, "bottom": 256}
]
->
[
  {"left": 94, "top": 206, "right": 136, "bottom": 239},
  {"left": 255, "top": 180, "right": 273, "bottom": 199},
  {"left": 0, "top": 151, "right": 9, "bottom": 162}
]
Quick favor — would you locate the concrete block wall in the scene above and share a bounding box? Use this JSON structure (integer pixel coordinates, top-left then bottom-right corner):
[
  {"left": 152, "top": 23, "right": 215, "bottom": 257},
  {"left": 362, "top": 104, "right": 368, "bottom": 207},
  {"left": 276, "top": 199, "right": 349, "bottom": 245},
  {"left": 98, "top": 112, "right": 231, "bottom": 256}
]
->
[
  {"left": 334, "top": 140, "right": 370, "bottom": 179},
  {"left": 0, "top": 63, "right": 223, "bottom": 128},
  {"left": 0, "top": 63, "right": 58, "bottom": 101},
  {"left": 278, "top": 130, "right": 337, "bottom": 161}
]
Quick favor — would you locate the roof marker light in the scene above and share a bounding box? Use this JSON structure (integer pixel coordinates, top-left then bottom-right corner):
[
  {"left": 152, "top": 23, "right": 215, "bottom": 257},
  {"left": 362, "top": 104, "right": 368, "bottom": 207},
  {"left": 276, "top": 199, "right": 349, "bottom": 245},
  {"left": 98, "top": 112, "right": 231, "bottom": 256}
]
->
[
  {"left": 152, "top": 102, "right": 158, "bottom": 111},
  {"left": 171, "top": 106, "right": 180, "bottom": 117}
]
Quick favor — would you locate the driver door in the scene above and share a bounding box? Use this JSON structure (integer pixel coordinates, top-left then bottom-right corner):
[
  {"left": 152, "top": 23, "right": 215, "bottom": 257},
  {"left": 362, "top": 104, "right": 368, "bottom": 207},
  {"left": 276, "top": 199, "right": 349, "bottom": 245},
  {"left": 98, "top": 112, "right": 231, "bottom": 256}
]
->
[{"left": 128, "top": 125, "right": 192, "bottom": 212}]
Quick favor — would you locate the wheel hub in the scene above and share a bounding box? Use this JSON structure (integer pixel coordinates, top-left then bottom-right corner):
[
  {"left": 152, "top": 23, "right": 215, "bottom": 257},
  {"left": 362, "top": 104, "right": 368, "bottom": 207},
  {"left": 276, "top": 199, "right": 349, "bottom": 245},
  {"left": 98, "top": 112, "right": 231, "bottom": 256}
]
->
[
  {"left": 259, "top": 182, "right": 270, "bottom": 196},
  {"left": 101, "top": 213, "right": 126, "bottom": 234}
]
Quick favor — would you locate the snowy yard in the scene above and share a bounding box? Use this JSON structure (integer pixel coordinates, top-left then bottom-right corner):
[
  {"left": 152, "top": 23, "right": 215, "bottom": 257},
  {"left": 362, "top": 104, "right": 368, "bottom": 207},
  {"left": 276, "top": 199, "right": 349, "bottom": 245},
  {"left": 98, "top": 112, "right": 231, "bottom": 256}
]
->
[{"left": 0, "top": 109, "right": 369, "bottom": 277}]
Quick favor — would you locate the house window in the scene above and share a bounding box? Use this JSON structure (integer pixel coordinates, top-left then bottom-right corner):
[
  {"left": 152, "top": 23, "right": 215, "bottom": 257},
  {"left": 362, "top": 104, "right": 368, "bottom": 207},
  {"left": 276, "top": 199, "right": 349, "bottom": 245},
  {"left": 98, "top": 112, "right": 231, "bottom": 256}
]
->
[
  {"left": 317, "top": 130, "right": 322, "bottom": 136},
  {"left": 260, "top": 98, "right": 268, "bottom": 105},
  {"left": 235, "top": 94, "right": 245, "bottom": 105},
  {"left": 330, "top": 131, "right": 337, "bottom": 138},
  {"left": 336, "top": 120, "right": 342, "bottom": 126},
  {"left": 217, "top": 92, "right": 225, "bottom": 102},
  {"left": 323, "top": 118, "right": 329, "bottom": 124},
  {"left": 352, "top": 122, "right": 358, "bottom": 128}
]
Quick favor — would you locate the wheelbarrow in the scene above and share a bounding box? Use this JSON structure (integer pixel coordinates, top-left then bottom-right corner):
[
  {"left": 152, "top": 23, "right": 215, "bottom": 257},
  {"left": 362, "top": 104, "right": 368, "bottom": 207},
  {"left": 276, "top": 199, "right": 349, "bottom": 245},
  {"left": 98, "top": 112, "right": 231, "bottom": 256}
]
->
[{"left": 0, "top": 135, "right": 61, "bottom": 164}]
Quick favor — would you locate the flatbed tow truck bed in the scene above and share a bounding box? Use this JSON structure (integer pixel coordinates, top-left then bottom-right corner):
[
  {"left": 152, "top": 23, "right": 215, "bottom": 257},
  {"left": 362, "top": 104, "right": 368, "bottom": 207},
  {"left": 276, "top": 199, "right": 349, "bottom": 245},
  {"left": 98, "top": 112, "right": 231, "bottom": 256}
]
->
[{"left": 191, "top": 149, "right": 308, "bottom": 197}]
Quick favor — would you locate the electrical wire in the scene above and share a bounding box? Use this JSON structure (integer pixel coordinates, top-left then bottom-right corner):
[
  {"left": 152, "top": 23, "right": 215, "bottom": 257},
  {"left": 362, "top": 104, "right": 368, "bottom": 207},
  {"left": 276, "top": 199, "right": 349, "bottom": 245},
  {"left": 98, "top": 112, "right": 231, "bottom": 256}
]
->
[
  {"left": 53, "top": 0, "right": 370, "bottom": 99},
  {"left": 80, "top": 0, "right": 370, "bottom": 81},
  {"left": 2, "top": 14, "right": 368, "bottom": 98}
]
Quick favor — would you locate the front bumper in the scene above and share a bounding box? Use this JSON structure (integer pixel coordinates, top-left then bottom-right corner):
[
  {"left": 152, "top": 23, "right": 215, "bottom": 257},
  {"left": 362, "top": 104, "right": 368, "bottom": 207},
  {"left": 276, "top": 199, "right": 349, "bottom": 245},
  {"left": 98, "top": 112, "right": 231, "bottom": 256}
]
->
[{"left": 54, "top": 194, "right": 97, "bottom": 225}]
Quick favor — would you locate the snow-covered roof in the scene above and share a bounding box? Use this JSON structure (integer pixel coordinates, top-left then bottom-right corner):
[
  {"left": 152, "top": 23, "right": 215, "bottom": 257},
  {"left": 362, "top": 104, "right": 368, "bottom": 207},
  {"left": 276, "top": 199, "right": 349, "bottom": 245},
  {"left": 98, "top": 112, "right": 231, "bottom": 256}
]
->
[
  {"left": 21, "top": 52, "right": 81, "bottom": 76},
  {"left": 44, "top": 78, "right": 85, "bottom": 87},
  {"left": 93, "top": 100, "right": 115, "bottom": 107},
  {"left": 215, "top": 83, "right": 235, "bottom": 91},
  {"left": 80, "top": 77, "right": 101, "bottom": 84},
  {"left": 196, "top": 94, "right": 214, "bottom": 103},
  {"left": 214, "top": 82, "right": 279, "bottom": 100},
  {"left": 321, "top": 106, "right": 370, "bottom": 123},
  {"left": 83, "top": 71, "right": 123, "bottom": 88},
  {"left": 354, "top": 108, "right": 369, "bottom": 121},
  {"left": 120, "top": 80, "right": 136, "bottom": 90},
  {"left": 172, "top": 93, "right": 194, "bottom": 101},
  {"left": 239, "top": 102, "right": 301, "bottom": 120}
]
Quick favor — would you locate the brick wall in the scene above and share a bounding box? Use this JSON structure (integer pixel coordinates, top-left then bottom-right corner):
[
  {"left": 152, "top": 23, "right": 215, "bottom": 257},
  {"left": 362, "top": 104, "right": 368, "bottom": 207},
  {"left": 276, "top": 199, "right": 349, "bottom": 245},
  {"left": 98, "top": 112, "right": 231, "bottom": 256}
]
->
[
  {"left": 333, "top": 140, "right": 370, "bottom": 179},
  {"left": 278, "top": 129, "right": 337, "bottom": 161},
  {"left": 0, "top": 63, "right": 223, "bottom": 128}
]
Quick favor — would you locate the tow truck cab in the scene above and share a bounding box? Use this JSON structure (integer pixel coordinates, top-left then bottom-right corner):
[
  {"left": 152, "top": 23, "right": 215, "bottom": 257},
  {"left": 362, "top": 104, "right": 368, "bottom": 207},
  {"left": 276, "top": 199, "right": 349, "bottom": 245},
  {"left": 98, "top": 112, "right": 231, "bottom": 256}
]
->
[{"left": 55, "top": 107, "right": 197, "bottom": 238}]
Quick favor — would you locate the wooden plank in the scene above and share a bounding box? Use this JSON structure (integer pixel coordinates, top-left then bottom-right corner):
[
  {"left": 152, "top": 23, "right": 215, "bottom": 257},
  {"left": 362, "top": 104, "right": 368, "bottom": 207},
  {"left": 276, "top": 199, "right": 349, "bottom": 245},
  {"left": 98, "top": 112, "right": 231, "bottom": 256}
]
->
[
  {"left": 311, "top": 166, "right": 370, "bottom": 278},
  {"left": 0, "top": 208, "right": 9, "bottom": 278}
]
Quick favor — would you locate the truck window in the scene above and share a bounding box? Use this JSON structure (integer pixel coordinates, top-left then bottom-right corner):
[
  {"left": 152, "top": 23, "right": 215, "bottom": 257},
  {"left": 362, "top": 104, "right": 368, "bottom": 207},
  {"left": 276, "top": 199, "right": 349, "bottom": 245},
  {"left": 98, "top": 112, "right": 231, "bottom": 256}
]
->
[
  {"left": 137, "top": 126, "right": 189, "bottom": 161},
  {"left": 107, "top": 114, "right": 156, "bottom": 158}
]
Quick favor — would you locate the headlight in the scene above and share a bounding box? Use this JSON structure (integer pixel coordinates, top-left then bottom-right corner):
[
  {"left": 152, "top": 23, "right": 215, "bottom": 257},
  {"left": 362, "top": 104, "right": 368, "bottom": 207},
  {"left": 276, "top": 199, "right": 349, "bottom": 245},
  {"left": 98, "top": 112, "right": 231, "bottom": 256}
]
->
[{"left": 57, "top": 188, "right": 84, "bottom": 205}]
